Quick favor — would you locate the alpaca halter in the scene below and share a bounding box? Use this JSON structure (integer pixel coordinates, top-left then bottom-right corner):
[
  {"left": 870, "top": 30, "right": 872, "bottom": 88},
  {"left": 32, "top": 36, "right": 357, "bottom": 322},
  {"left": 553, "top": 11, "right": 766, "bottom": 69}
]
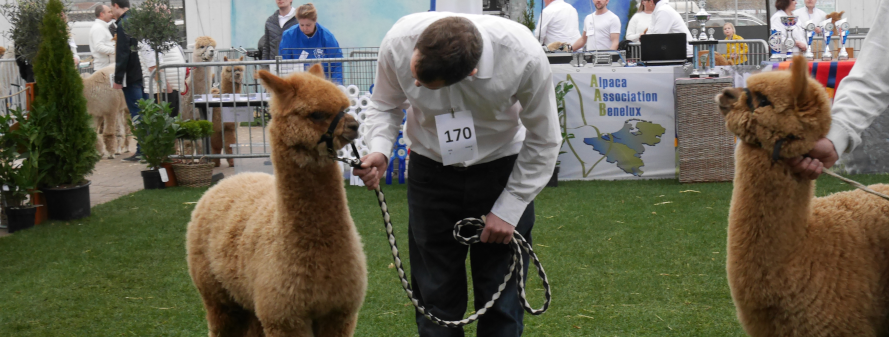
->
[
  {"left": 333, "top": 146, "right": 552, "bottom": 328},
  {"left": 317, "top": 110, "right": 348, "bottom": 157}
]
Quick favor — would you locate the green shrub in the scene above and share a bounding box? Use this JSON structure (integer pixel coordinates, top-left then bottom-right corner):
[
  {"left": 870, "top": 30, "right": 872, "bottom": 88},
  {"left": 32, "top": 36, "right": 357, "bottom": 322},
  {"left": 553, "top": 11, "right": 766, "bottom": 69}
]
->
[
  {"left": 0, "top": 108, "right": 46, "bottom": 207},
  {"left": 130, "top": 99, "right": 180, "bottom": 170},
  {"left": 32, "top": 0, "right": 98, "bottom": 188},
  {"left": 0, "top": 0, "right": 48, "bottom": 64}
]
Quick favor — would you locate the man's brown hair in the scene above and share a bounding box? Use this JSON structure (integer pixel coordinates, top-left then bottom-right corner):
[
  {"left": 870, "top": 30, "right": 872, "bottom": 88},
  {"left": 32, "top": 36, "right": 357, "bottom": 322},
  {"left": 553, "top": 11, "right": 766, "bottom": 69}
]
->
[
  {"left": 414, "top": 17, "right": 482, "bottom": 86},
  {"left": 297, "top": 3, "right": 317, "bottom": 21},
  {"left": 95, "top": 4, "right": 106, "bottom": 18}
]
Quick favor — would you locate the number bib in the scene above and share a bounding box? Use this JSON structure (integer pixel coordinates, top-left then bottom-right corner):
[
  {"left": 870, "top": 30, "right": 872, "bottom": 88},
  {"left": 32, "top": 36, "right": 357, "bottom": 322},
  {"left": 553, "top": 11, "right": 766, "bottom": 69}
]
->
[{"left": 435, "top": 110, "right": 478, "bottom": 166}]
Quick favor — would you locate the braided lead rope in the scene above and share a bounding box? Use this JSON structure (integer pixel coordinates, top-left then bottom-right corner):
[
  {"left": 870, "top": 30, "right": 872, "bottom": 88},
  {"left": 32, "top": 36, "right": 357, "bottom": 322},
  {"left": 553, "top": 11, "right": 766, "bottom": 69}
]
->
[
  {"left": 822, "top": 170, "right": 889, "bottom": 201},
  {"left": 374, "top": 186, "right": 551, "bottom": 327}
]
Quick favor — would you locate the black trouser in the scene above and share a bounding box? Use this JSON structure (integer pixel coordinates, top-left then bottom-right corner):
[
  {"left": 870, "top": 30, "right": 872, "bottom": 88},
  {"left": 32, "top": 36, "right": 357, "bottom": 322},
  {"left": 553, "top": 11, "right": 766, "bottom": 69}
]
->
[
  {"left": 407, "top": 153, "right": 534, "bottom": 337},
  {"left": 160, "top": 90, "right": 180, "bottom": 117}
]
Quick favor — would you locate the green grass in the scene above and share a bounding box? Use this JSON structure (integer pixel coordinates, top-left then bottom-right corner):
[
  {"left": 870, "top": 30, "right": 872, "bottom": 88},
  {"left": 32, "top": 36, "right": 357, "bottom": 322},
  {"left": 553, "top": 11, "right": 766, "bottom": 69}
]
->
[{"left": 1, "top": 174, "right": 887, "bottom": 336}]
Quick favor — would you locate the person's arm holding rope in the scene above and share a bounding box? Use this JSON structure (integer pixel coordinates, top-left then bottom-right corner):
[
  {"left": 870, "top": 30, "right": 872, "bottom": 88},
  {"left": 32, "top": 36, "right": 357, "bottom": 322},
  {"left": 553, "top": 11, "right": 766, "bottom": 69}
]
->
[{"left": 789, "top": 0, "right": 889, "bottom": 179}]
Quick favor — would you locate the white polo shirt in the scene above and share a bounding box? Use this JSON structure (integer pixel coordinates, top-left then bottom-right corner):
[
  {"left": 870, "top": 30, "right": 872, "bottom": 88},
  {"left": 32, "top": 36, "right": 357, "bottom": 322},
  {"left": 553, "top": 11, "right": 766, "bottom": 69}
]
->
[{"left": 649, "top": 0, "right": 693, "bottom": 57}]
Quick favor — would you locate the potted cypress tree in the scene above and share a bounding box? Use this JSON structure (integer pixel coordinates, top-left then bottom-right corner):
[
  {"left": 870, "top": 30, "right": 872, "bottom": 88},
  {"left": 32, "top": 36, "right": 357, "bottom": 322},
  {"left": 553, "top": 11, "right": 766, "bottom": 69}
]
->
[
  {"left": 129, "top": 99, "right": 180, "bottom": 189},
  {"left": 0, "top": 108, "right": 45, "bottom": 232},
  {"left": 32, "top": 0, "right": 100, "bottom": 221}
]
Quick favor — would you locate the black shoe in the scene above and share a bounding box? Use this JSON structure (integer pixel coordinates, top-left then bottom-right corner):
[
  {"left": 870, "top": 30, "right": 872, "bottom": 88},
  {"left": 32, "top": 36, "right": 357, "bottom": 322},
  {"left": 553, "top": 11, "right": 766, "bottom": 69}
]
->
[{"left": 122, "top": 154, "right": 141, "bottom": 162}]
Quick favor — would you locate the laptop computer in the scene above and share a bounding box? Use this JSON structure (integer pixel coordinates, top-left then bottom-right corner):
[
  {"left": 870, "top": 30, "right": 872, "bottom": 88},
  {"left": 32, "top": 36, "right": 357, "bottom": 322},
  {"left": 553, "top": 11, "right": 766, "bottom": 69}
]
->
[{"left": 640, "top": 33, "right": 688, "bottom": 65}]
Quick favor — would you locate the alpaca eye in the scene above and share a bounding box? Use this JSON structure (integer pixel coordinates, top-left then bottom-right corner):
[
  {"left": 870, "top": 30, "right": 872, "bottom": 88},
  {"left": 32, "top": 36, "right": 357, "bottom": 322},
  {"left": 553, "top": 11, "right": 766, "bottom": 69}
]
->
[
  {"left": 310, "top": 112, "right": 326, "bottom": 121},
  {"left": 758, "top": 95, "right": 771, "bottom": 107}
]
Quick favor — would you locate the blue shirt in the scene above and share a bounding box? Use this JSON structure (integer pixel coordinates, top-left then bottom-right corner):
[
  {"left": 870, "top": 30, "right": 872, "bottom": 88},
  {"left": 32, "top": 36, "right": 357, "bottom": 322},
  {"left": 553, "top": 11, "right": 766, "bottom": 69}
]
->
[{"left": 278, "top": 22, "right": 343, "bottom": 84}]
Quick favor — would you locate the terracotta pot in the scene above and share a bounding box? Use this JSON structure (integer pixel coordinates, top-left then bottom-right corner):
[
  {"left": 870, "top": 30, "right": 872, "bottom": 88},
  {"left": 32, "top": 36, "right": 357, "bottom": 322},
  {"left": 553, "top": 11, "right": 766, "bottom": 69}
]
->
[
  {"left": 161, "top": 162, "right": 178, "bottom": 187},
  {"left": 29, "top": 191, "right": 47, "bottom": 225}
]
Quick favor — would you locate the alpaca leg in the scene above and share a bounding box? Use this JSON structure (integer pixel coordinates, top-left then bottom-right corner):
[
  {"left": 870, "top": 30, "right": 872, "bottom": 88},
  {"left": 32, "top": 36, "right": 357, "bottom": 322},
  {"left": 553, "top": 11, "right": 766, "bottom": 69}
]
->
[
  {"left": 103, "top": 111, "right": 118, "bottom": 159},
  {"left": 313, "top": 312, "right": 358, "bottom": 337},
  {"left": 203, "top": 302, "right": 258, "bottom": 337},
  {"left": 94, "top": 115, "right": 107, "bottom": 158},
  {"left": 261, "top": 320, "right": 312, "bottom": 337},
  {"left": 223, "top": 122, "right": 236, "bottom": 167},
  {"left": 211, "top": 107, "right": 223, "bottom": 167}
]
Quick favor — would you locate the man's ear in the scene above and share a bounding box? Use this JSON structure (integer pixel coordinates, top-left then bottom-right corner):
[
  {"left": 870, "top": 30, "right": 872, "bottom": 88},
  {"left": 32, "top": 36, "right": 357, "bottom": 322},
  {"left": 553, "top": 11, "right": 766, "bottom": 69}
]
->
[{"left": 468, "top": 68, "right": 478, "bottom": 77}]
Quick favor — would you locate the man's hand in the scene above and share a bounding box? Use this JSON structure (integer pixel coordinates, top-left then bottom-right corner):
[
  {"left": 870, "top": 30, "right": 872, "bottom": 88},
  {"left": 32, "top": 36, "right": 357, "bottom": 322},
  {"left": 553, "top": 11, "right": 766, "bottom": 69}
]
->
[
  {"left": 815, "top": 27, "right": 823, "bottom": 35},
  {"left": 352, "top": 152, "right": 388, "bottom": 190},
  {"left": 480, "top": 213, "right": 514, "bottom": 245},
  {"left": 112, "top": 83, "right": 123, "bottom": 90},
  {"left": 786, "top": 137, "right": 838, "bottom": 180},
  {"left": 796, "top": 41, "right": 808, "bottom": 51},
  {"left": 166, "top": 84, "right": 173, "bottom": 94}
]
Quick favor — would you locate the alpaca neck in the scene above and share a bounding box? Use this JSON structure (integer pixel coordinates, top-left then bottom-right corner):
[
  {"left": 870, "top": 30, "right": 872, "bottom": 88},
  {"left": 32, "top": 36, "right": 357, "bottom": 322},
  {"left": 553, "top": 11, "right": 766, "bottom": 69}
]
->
[
  {"left": 271, "top": 147, "right": 350, "bottom": 236},
  {"left": 728, "top": 142, "right": 814, "bottom": 261},
  {"left": 192, "top": 67, "right": 209, "bottom": 95},
  {"left": 221, "top": 80, "right": 241, "bottom": 94}
]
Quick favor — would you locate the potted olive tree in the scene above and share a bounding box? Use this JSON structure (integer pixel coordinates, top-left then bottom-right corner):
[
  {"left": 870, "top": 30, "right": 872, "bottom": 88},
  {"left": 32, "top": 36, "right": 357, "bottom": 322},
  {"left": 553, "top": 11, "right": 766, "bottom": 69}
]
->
[
  {"left": 130, "top": 99, "right": 180, "bottom": 189},
  {"left": 124, "top": 0, "right": 180, "bottom": 98},
  {"left": 172, "top": 119, "right": 214, "bottom": 187},
  {"left": 32, "top": 0, "right": 100, "bottom": 221},
  {"left": 0, "top": 108, "right": 45, "bottom": 232},
  {"left": 0, "top": 0, "right": 47, "bottom": 83}
]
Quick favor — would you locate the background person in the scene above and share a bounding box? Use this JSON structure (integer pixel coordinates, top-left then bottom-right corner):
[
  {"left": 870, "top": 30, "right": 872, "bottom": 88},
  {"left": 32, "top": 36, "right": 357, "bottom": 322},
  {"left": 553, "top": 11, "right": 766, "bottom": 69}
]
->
[
  {"left": 624, "top": 0, "right": 654, "bottom": 43},
  {"left": 110, "top": 0, "right": 144, "bottom": 162},
  {"left": 789, "top": 0, "right": 889, "bottom": 179},
  {"left": 88, "top": 4, "right": 115, "bottom": 70},
  {"left": 262, "top": 0, "right": 297, "bottom": 61},
  {"left": 722, "top": 22, "right": 748, "bottom": 65},
  {"left": 533, "top": 0, "right": 580, "bottom": 47},
  {"left": 770, "top": 0, "right": 808, "bottom": 53},
  {"left": 278, "top": 3, "right": 343, "bottom": 84},
  {"left": 646, "top": 0, "right": 694, "bottom": 59},
  {"left": 572, "top": 0, "right": 621, "bottom": 51},
  {"left": 355, "top": 13, "right": 560, "bottom": 336},
  {"left": 793, "top": 0, "right": 826, "bottom": 35}
]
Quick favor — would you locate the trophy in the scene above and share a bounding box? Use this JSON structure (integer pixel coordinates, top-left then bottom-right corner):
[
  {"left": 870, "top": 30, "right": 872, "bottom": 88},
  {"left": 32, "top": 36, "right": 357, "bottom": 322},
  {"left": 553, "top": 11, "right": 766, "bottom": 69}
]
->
[
  {"left": 691, "top": 29, "right": 699, "bottom": 41},
  {"left": 821, "top": 19, "right": 835, "bottom": 61},
  {"left": 802, "top": 21, "right": 816, "bottom": 60},
  {"left": 780, "top": 16, "right": 798, "bottom": 59},
  {"left": 694, "top": 2, "right": 711, "bottom": 41},
  {"left": 836, "top": 19, "right": 850, "bottom": 60},
  {"left": 708, "top": 28, "right": 716, "bottom": 41}
]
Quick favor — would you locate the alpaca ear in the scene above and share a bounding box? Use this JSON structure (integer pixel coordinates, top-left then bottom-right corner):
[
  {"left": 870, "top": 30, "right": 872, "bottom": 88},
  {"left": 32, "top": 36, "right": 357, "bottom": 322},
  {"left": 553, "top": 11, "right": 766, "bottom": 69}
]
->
[
  {"left": 790, "top": 55, "right": 810, "bottom": 109},
  {"left": 223, "top": 56, "right": 229, "bottom": 61},
  {"left": 256, "top": 70, "right": 292, "bottom": 96},
  {"left": 307, "top": 64, "right": 325, "bottom": 78},
  {"left": 238, "top": 56, "right": 244, "bottom": 61}
]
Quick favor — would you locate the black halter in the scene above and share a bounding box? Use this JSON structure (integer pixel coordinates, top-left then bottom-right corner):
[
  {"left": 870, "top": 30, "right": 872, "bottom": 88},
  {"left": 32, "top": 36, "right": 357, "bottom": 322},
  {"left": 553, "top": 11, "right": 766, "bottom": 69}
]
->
[
  {"left": 317, "top": 110, "right": 347, "bottom": 156},
  {"left": 741, "top": 88, "right": 794, "bottom": 162}
]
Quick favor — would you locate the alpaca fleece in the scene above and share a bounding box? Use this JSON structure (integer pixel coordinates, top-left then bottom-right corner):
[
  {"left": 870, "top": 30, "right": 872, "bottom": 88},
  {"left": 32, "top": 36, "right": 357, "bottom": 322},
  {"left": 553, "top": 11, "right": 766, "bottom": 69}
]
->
[
  {"left": 717, "top": 55, "right": 889, "bottom": 337},
  {"left": 187, "top": 64, "right": 366, "bottom": 337}
]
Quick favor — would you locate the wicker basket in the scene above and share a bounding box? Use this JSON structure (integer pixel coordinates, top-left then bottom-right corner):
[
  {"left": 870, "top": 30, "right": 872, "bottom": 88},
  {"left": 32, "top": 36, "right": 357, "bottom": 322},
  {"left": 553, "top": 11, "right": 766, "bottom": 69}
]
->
[
  {"left": 675, "top": 78, "right": 736, "bottom": 183},
  {"left": 171, "top": 162, "right": 214, "bottom": 187}
]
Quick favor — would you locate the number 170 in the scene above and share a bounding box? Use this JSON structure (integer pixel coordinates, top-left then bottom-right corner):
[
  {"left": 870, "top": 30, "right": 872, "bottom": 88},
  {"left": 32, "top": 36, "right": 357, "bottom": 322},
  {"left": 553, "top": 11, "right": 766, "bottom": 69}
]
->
[{"left": 444, "top": 127, "right": 472, "bottom": 143}]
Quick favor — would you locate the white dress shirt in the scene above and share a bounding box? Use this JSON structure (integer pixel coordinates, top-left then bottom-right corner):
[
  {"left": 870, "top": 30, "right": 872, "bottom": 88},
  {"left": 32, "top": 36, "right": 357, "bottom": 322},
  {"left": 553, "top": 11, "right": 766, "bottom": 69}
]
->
[
  {"left": 793, "top": 6, "right": 826, "bottom": 36},
  {"left": 649, "top": 0, "right": 693, "bottom": 57},
  {"left": 89, "top": 19, "right": 115, "bottom": 70},
  {"left": 581, "top": 10, "right": 622, "bottom": 50},
  {"left": 770, "top": 10, "right": 807, "bottom": 53},
  {"left": 826, "top": 0, "right": 889, "bottom": 158},
  {"left": 625, "top": 11, "right": 652, "bottom": 42},
  {"left": 534, "top": 0, "right": 581, "bottom": 45},
  {"left": 365, "top": 12, "right": 561, "bottom": 227}
]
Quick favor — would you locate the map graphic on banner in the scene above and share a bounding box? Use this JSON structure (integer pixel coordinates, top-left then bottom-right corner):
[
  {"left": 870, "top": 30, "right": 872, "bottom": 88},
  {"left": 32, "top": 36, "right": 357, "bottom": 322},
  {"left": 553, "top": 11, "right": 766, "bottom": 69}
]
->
[
  {"left": 583, "top": 119, "right": 666, "bottom": 176},
  {"left": 554, "top": 67, "right": 676, "bottom": 180}
]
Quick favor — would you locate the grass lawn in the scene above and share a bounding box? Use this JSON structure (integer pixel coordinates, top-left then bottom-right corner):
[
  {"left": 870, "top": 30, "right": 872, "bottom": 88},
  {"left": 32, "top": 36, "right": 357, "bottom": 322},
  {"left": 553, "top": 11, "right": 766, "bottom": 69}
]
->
[{"left": 1, "top": 174, "right": 886, "bottom": 336}]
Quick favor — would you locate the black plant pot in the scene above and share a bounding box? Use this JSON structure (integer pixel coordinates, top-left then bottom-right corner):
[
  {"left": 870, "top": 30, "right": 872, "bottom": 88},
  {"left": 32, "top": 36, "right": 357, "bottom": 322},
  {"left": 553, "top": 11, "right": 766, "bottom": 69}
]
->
[
  {"left": 41, "top": 181, "right": 91, "bottom": 221},
  {"left": 141, "top": 170, "right": 166, "bottom": 190},
  {"left": 6, "top": 206, "right": 37, "bottom": 233},
  {"left": 546, "top": 166, "right": 559, "bottom": 187}
]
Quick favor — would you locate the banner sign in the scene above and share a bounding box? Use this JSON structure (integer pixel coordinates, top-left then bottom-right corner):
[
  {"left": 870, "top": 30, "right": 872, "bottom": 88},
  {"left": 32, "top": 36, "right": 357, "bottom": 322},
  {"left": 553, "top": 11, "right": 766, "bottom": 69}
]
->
[{"left": 551, "top": 65, "right": 678, "bottom": 180}]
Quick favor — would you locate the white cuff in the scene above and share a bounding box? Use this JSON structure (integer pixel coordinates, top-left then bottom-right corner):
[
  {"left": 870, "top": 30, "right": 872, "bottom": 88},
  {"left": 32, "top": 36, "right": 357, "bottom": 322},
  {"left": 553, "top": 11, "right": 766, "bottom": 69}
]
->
[
  {"left": 369, "top": 137, "right": 394, "bottom": 160},
  {"left": 825, "top": 123, "right": 850, "bottom": 159},
  {"left": 490, "top": 189, "right": 529, "bottom": 227}
]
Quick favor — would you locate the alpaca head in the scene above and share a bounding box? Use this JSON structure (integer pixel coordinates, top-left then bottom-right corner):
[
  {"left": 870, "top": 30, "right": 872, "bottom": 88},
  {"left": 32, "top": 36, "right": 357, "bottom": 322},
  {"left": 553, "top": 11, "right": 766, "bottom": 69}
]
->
[
  {"left": 255, "top": 64, "right": 358, "bottom": 166},
  {"left": 715, "top": 55, "right": 832, "bottom": 160},
  {"left": 193, "top": 36, "right": 217, "bottom": 62},
  {"left": 221, "top": 56, "right": 244, "bottom": 86}
]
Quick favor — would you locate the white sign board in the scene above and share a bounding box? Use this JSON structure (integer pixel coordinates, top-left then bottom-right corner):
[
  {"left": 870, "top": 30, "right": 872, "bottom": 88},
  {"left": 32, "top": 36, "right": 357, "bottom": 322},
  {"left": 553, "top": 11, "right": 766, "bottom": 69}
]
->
[{"left": 552, "top": 65, "right": 678, "bottom": 180}]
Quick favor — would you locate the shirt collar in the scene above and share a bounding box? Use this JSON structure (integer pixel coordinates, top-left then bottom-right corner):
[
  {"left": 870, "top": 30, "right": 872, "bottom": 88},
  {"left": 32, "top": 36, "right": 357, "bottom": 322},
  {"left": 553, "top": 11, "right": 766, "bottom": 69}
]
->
[{"left": 472, "top": 21, "right": 493, "bottom": 79}]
